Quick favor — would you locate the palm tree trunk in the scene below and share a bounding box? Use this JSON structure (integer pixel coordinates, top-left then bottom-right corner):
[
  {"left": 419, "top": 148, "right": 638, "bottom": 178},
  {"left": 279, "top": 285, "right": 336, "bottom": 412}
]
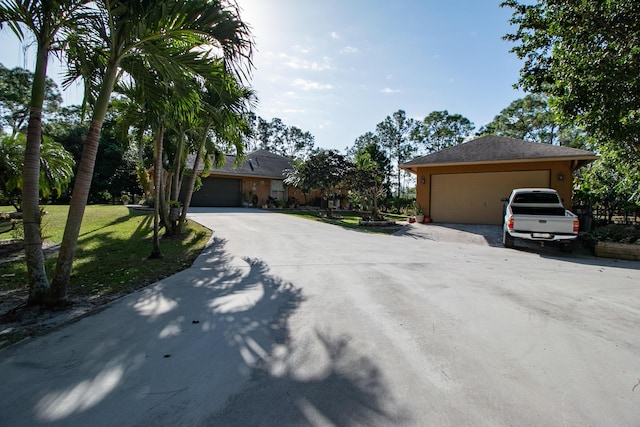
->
[
  {"left": 178, "top": 132, "right": 207, "bottom": 227},
  {"left": 23, "top": 43, "right": 50, "bottom": 304},
  {"left": 150, "top": 123, "right": 164, "bottom": 259},
  {"left": 50, "top": 63, "right": 119, "bottom": 304}
]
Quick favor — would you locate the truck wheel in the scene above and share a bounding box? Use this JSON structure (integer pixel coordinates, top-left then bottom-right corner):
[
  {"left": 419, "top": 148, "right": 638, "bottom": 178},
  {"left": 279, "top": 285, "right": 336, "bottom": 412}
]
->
[{"left": 502, "top": 230, "right": 514, "bottom": 248}]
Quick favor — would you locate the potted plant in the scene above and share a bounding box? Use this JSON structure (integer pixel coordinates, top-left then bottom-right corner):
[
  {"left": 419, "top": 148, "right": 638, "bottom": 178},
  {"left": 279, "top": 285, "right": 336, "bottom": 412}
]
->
[
  {"left": 169, "top": 200, "right": 182, "bottom": 221},
  {"left": 415, "top": 204, "right": 425, "bottom": 223}
]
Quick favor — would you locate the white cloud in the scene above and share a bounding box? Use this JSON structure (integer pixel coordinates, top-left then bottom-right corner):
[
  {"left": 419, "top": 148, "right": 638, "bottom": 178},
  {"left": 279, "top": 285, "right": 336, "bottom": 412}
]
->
[
  {"left": 381, "top": 88, "right": 400, "bottom": 94},
  {"left": 331, "top": 31, "right": 341, "bottom": 39},
  {"left": 282, "top": 108, "right": 305, "bottom": 113},
  {"left": 386, "top": 74, "right": 393, "bottom": 80},
  {"left": 340, "top": 46, "right": 358, "bottom": 54},
  {"left": 274, "top": 52, "right": 333, "bottom": 71},
  {"left": 292, "top": 44, "right": 310, "bottom": 54},
  {"left": 292, "top": 78, "right": 332, "bottom": 91}
]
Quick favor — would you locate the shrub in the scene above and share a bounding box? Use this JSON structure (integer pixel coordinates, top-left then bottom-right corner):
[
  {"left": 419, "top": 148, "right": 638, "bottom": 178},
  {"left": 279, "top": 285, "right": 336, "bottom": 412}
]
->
[{"left": 581, "top": 224, "right": 640, "bottom": 250}]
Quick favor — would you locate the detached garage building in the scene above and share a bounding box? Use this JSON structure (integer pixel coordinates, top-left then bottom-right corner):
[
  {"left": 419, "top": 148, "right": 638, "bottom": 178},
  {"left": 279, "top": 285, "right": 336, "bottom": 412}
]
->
[{"left": 400, "top": 135, "right": 598, "bottom": 225}]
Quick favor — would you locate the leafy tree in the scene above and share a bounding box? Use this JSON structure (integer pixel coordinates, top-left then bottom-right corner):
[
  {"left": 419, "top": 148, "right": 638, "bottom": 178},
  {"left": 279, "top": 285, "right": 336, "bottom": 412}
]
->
[
  {"left": 0, "top": 64, "right": 62, "bottom": 136},
  {"left": 0, "top": 0, "right": 90, "bottom": 304},
  {"left": 348, "top": 150, "right": 387, "bottom": 220},
  {"left": 285, "top": 150, "right": 353, "bottom": 217},
  {"left": 413, "top": 110, "right": 474, "bottom": 153},
  {"left": 347, "top": 134, "right": 391, "bottom": 198},
  {"left": 478, "top": 95, "right": 553, "bottom": 142},
  {"left": 375, "top": 110, "right": 418, "bottom": 197},
  {"left": 575, "top": 147, "right": 640, "bottom": 222},
  {"left": 478, "top": 94, "right": 591, "bottom": 148},
  {"left": 253, "top": 116, "right": 315, "bottom": 159},
  {"left": 502, "top": 0, "right": 640, "bottom": 150}
]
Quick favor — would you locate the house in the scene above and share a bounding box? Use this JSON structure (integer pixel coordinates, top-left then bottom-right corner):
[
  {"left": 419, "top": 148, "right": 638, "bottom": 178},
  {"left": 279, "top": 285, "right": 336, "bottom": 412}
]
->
[
  {"left": 182, "top": 149, "right": 298, "bottom": 207},
  {"left": 399, "top": 135, "right": 598, "bottom": 225}
]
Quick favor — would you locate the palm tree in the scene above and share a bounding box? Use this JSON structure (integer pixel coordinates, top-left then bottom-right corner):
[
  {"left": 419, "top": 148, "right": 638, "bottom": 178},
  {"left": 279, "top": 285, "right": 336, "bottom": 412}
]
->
[
  {"left": 49, "top": 0, "right": 253, "bottom": 303},
  {"left": 0, "top": 133, "right": 74, "bottom": 200},
  {"left": 0, "top": 0, "right": 90, "bottom": 304},
  {"left": 179, "top": 73, "right": 255, "bottom": 229}
]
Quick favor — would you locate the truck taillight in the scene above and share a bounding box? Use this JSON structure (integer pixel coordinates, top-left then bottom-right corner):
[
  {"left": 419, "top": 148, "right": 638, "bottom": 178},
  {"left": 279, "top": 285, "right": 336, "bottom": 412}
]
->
[
  {"left": 573, "top": 220, "right": 579, "bottom": 233},
  {"left": 507, "top": 218, "right": 514, "bottom": 230}
]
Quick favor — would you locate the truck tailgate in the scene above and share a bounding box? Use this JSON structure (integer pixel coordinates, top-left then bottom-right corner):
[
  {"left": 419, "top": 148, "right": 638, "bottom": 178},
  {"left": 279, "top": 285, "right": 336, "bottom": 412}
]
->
[{"left": 513, "top": 215, "right": 576, "bottom": 235}]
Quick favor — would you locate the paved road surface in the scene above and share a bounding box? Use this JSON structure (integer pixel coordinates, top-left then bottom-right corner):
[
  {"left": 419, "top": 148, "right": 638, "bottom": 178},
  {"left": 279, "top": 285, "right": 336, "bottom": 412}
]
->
[{"left": 1, "top": 208, "right": 639, "bottom": 426}]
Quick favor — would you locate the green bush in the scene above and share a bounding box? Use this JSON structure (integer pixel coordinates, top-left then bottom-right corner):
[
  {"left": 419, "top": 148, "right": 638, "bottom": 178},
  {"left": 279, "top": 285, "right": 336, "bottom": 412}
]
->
[{"left": 582, "top": 224, "right": 640, "bottom": 250}]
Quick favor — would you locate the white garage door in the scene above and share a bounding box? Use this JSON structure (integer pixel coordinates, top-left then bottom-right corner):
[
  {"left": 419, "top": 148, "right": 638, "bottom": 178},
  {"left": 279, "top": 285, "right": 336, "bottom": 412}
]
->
[{"left": 431, "top": 170, "right": 550, "bottom": 224}]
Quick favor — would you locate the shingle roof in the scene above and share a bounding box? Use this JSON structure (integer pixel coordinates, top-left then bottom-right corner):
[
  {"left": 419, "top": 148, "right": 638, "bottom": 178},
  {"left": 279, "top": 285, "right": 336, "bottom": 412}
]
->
[
  {"left": 400, "top": 135, "right": 598, "bottom": 170},
  {"left": 189, "top": 149, "right": 293, "bottom": 179}
]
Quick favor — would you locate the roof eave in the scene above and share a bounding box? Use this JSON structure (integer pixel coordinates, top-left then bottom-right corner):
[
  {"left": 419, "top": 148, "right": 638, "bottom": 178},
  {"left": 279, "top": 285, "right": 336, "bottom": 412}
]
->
[
  {"left": 205, "top": 171, "right": 286, "bottom": 180},
  {"left": 400, "top": 155, "right": 599, "bottom": 173}
]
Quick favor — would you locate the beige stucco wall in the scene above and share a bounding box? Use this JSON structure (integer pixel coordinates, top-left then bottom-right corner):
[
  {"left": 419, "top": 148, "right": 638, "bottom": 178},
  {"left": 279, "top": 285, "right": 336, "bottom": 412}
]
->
[{"left": 414, "top": 160, "right": 575, "bottom": 220}]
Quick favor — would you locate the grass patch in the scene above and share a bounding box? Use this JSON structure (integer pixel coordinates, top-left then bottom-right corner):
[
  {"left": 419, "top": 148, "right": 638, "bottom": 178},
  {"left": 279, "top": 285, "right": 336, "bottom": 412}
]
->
[
  {"left": 278, "top": 209, "right": 408, "bottom": 234},
  {"left": 0, "top": 205, "right": 211, "bottom": 297}
]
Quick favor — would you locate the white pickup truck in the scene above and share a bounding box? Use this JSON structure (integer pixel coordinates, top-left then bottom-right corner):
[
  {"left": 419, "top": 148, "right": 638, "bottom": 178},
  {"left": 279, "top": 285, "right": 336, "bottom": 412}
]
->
[{"left": 502, "top": 188, "right": 579, "bottom": 251}]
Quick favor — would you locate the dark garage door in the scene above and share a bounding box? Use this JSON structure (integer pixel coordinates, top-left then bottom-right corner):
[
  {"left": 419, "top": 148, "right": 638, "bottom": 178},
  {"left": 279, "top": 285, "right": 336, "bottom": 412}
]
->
[{"left": 189, "top": 177, "right": 242, "bottom": 207}]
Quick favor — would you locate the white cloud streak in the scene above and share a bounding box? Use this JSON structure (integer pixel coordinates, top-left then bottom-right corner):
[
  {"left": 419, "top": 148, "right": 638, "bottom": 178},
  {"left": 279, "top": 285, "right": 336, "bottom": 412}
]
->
[{"left": 293, "top": 78, "right": 333, "bottom": 91}]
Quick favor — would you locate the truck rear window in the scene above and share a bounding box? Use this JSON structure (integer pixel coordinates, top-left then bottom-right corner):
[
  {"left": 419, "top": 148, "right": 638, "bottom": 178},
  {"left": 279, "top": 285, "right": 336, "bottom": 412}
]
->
[
  {"left": 511, "top": 206, "right": 567, "bottom": 216},
  {"left": 512, "top": 193, "right": 560, "bottom": 204}
]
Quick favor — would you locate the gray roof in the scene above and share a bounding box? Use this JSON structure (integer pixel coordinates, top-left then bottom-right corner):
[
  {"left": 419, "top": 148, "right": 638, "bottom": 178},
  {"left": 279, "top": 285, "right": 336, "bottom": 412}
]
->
[
  {"left": 400, "top": 135, "right": 598, "bottom": 170},
  {"left": 190, "top": 149, "right": 294, "bottom": 179}
]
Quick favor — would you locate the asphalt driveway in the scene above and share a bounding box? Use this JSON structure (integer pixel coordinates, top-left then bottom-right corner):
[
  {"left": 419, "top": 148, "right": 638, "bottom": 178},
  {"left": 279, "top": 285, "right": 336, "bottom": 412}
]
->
[{"left": 1, "top": 208, "right": 639, "bottom": 426}]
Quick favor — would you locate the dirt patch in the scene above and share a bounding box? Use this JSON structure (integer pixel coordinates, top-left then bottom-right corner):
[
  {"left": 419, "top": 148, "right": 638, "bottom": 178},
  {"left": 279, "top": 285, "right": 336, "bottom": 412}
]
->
[
  {"left": 0, "top": 289, "right": 122, "bottom": 349},
  {"left": 0, "top": 239, "right": 124, "bottom": 349}
]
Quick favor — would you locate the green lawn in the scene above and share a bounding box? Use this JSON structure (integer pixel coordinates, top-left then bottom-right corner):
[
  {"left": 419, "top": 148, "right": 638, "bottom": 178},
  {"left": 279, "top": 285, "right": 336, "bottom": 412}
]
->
[
  {"left": 279, "top": 209, "right": 409, "bottom": 233},
  {"left": 0, "top": 205, "right": 211, "bottom": 297}
]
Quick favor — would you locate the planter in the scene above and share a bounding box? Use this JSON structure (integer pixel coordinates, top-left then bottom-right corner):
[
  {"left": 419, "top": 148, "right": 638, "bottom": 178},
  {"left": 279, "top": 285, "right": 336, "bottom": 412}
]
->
[
  {"left": 415, "top": 214, "right": 425, "bottom": 223},
  {"left": 595, "top": 241, "right": 640, "bottom": 261},
  {"left": 169, "top": 207, "right": 181, "bottom": 221},
  {"left": 358, "top": 220, "right": 396, "bottom": 227}
]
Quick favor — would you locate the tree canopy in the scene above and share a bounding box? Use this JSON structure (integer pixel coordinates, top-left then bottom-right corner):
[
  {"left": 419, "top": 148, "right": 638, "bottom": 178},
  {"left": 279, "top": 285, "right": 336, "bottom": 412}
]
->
[
  {"left": 413, "top": 110, "right": 474, "bottom": 152},
  {"left": 502, "top": 0, "right": 640, "bottom": 150},
  {"left": 0, "top": 64, "right": 61, "bottom": 136}
]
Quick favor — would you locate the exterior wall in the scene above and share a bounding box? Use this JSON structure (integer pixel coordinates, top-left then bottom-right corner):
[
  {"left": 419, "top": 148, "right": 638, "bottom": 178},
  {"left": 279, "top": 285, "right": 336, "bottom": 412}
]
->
[
  {"left": 208, "top": 173, "right": 323, "bottom": 207},
  {"left": 414, "top": 160, "right": 574, "bottom": 219},
  {"left": 239, "top": 176, "right": 271, "bottom": 206}
]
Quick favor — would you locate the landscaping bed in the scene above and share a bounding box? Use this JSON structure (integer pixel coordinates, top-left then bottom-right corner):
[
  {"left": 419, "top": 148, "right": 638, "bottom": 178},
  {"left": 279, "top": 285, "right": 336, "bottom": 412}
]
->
[{"left": 581, "top": 223, "right": 640, "bottom": 260}]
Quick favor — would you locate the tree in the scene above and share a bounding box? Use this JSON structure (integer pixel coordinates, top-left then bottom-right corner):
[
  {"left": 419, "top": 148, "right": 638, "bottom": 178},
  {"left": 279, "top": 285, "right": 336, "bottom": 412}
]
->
[
  {"left": 253, "top": 116, "right": 315, "bottom": 160},
  {"left": 0, "top": 0, "right": 90, "bottom": 304},
  {"left": 375, "top": 110, "right": 418, "bottom": 197},
  {"left": 49, "top": 0, "right": 253, "bottom": 303},
  {"left": 285, "top": 150, "right": 352, "bottom": 218},
  {"left": 502, "top": 0, "right": 640, "bottom": 150},
  {"left": 347, "top": 133, "right": 391, "bottom": 196},
  {"left": 348, "top": 150, "right": 387, "bottom": 220},
  {"left": 575, "top": 147, "right": 640, "bottom": 223},
  {"left": 413, "top": 110, "right": 474, "bottom": 153},
  {"left": 0, "top": 133, "right": 74, "bottom": 207},
  {"left": 179, "top": 73, "right": 255, "bottom": 231},
  {"left": 0, "top": 64, "right": 62, "bottom": 136}
]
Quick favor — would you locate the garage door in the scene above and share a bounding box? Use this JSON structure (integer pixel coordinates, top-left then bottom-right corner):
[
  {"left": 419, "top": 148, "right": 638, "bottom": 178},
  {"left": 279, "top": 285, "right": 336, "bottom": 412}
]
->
[
  {"left": 430, "top": 170, "right": 550, "bottom": 224},
  {"left": 189, "top": 177, "right": 242, "bottom": 207}
]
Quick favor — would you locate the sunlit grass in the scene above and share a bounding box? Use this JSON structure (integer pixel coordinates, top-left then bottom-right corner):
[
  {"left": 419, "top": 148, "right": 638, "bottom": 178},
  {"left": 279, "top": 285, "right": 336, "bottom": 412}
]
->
[
  {"left": 278, "top": 209, "right": 409, "bottom": 233},
  {"left": 0, "top": 205, "right": 211, "bottom": 296}
]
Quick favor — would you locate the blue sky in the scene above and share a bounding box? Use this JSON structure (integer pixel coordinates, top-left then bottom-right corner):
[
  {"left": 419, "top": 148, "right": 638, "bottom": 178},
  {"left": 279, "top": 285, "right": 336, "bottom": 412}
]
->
[{"left": 0, "top": 0, "right": 526, "bottom": 152}]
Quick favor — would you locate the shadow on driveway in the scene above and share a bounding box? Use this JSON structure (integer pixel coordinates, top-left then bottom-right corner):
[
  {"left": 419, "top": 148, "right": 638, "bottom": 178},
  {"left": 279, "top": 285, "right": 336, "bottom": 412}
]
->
[{"left": 0, "top": 237, "right": 405, "bottom": 426}]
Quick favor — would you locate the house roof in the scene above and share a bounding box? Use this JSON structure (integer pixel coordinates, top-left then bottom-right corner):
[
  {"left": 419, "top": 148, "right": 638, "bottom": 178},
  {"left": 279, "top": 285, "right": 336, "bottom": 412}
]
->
[
  {"left": 400, "top": 135, "right": 598, "bottom": 171},
  {"left": 189, "top": 149, "right": 293, "bottom": 179}
]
